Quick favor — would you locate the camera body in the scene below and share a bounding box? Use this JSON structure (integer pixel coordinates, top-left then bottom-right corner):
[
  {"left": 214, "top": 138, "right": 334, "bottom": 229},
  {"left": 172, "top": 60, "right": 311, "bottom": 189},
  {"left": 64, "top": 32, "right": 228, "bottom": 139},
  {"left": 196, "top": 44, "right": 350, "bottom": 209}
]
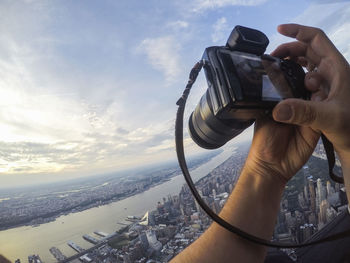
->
[{"left": 189, "top": 26, "right": 309, "bottom": 149}]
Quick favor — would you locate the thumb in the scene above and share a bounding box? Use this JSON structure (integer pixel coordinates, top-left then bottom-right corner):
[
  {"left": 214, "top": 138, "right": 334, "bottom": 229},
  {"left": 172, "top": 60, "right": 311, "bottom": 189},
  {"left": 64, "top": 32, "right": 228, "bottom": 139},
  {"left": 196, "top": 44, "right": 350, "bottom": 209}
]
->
[{"left": 272, "top": 99, "right": 328, "bottom": 130}]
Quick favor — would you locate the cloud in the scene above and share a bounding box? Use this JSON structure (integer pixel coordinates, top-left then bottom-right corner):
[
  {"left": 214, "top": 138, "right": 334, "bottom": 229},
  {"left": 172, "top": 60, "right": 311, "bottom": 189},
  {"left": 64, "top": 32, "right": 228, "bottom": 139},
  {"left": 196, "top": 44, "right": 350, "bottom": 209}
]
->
[
  {"left": 0, "top": 1, "right": 183, "bottom": 184},
  {"left": 0, "top": 116, "right": 176, "bottom": 178},
  {"left": 329, "top": 22, "right": 350, "bottom": 60},
  {"left": 294, "top": 3, "right": 350, "bottom": 60},
  {"left": 167, "top": 20, "right": 189, "bottom": 30},
  {"left": 145, "top": 139, "right": 174, "bottom": 154},
  {"left": 138, "top": 36, "right": 182, "bottom": 83},
  {"left": 191, "top": 0, "right": 267, "bottom": 12},
  {"left": 267, "top": 2, "right": 350, "bottom": 60},
  {"left": 211, "top": 17, "right": 229, "bottom": 43},
  {"left": 116, "top": 127, "right": 130, "bottom": 135}
]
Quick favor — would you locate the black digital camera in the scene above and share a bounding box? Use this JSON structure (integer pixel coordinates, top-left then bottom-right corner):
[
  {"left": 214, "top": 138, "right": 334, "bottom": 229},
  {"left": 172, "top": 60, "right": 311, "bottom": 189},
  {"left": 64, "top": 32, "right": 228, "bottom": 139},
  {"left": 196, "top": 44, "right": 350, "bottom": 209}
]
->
[{"left": 189, "top": 25, "right": 309, "bottom": 149}]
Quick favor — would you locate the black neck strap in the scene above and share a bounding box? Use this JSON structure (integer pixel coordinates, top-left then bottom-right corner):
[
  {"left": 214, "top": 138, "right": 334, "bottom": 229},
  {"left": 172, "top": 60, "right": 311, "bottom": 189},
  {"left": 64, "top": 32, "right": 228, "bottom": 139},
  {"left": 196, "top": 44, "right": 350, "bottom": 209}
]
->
[
  {"left": 175, "top": 61, "right": 349, "bottom": 248},
  {"left": 321, "top": 134, "right": 344, "bottom": 184}
]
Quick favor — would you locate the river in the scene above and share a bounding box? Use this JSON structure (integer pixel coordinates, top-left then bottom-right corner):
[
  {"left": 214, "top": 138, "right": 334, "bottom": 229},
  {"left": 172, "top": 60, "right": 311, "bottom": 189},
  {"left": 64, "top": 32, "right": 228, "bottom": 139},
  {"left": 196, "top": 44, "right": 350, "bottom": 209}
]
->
[{"left": 0, "top": 146, "right": 236, "bottom": 262}]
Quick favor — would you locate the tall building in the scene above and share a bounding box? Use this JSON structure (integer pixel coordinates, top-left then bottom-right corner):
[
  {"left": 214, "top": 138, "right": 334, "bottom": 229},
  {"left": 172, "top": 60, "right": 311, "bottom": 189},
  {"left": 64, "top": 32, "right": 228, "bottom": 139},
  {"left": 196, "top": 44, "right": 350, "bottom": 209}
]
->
[
  {"left": 298, "top": 192, "right": 307, "bottom": 209},
  {"left": 212, "top": 189, "right": 216, "bottom": 199},
  {"left": 326, "top": 181, "right": 334, "bottom": 197},
  {"left": 326, "top": 206, "right": 337, "bottom": 223},
  {"left": 317, "top": 178, "right": 326, "bottom": 206},
  {"left": 319, "top": 199, "right": 329, "bottom": 226},
  {"left": 146, "top": 230, "right": 162, "bottom": 251},
  {"left": 298, "top": 224, "right": 315, "bottom": 243},
  {"left": 309, "top": 178, "right": 316, "bottom": 213},
  {"left": 304, "top": 185, "right": 310, "bottom": 205},
  {"left": 139, "top": 233, "right": 149, "bottom": 250},
  {"left": 286, "top": 191, "right": 299, "bottom": 212}
]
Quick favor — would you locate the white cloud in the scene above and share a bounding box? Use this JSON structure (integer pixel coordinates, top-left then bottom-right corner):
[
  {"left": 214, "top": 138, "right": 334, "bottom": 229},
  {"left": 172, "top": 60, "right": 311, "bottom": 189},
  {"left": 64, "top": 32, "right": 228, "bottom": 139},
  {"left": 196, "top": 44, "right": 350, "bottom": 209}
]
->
[
  {"left": 192, "top": 0, "right": 267, "bottom": 12},
  {"left": 138, "top": 36, "right": 182, "bottom": 82},
  {"left": 211, "top": 17, "right": 229, "bottom": 43},
  {"left": 267, "top": 2, "right": 350, "bottom": 60},
  {"left": 330, "top": 23, "right": 350, "bottom": 60},
  {"left": 167, "top": 20, "right": 189, "bottom": 30},
  {"left": 0, "top": 1, "right": 183, "bottom": 184},
  {"left": 145, "top": 139, "right": 174, "bottom": 154},
  {"left": 6, "top": 0, "right": 349, "bottom": 187}
]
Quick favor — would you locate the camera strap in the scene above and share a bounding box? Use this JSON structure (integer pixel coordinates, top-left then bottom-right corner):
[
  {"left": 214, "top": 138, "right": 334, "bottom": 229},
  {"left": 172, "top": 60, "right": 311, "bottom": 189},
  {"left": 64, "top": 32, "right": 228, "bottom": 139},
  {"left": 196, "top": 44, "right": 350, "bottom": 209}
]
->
[
  {"left": 321, "top": 134, "right": 344, "bottom": 184},
  {"left": 175, "top": 61, "right": 350, "bottom": 248}
]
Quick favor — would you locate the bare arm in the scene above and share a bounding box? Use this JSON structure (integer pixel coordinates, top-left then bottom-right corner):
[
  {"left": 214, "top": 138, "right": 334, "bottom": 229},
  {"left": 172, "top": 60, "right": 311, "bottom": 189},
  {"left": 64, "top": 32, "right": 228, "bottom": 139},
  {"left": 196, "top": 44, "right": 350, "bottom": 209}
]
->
[
  {"left": 172, "top": 114, "right": 319, "bottom": 263},
  {"left": 172, "top": 23, "right": 350, "bottom": 263},
  {"left": 171, "top": 164, "right": 285, "bottom": 263}
]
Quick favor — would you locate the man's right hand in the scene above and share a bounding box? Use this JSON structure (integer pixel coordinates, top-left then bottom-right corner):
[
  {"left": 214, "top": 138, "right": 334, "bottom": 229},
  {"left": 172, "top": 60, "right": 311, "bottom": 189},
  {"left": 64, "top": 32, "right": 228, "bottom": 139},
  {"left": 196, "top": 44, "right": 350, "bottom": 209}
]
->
[{"left": 271, "top": 24, "right": 350, "bottom": 166}]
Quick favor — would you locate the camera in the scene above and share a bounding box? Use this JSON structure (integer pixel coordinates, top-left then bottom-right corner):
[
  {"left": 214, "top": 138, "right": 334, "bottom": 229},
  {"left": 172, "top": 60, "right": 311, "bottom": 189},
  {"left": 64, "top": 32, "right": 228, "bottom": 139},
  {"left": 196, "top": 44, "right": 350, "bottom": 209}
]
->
[{"left": 189, "top": 25, "right": 309, "bottom": 149}]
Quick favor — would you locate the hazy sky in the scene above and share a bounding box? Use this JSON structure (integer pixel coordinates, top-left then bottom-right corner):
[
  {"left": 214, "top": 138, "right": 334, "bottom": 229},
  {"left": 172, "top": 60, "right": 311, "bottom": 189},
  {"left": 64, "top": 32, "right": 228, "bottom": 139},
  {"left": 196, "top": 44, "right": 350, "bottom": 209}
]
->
[{"left": 1, "top": 0, "right": 350, "bottom": 187}]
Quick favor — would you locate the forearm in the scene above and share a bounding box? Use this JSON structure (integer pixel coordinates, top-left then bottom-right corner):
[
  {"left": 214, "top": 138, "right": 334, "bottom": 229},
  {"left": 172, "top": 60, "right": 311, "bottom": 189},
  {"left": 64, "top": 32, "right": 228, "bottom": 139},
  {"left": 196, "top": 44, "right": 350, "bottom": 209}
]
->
[{"left": 171, "top": 165, "right": 286, "bottom": 263}]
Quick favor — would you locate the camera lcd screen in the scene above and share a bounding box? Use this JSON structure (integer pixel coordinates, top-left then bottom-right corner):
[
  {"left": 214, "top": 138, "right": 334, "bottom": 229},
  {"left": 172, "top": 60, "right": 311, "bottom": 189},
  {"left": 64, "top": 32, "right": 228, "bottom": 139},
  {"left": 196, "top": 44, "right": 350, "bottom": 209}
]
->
[
  {"left": 218, "top": 51, "right": 293, "bottom": 101},
  {"left": 262, "top": 74, "right": 282, "bottom": 100}
]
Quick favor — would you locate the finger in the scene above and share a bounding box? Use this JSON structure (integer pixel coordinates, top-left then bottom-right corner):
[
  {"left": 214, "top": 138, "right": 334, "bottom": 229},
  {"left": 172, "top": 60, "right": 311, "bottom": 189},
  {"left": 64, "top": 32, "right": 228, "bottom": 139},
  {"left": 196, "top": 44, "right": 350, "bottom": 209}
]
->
[
  {"left": 272, "top": 98, "right": 331, "bottom": 131},
  {"left": 309, "top": 71, "right": 331, "bottom": 95},
  {"left": 305, "top": 71, "right": 323, "bottom": 92},
  {"left": 270, "top": 41, "right": 320, "bottom": 66},
  {"left": 277, "top": 24, "right": 339, "bottom": 60},
  {"left": 270, "top": 41, "right": 306, "bottom": 58}
]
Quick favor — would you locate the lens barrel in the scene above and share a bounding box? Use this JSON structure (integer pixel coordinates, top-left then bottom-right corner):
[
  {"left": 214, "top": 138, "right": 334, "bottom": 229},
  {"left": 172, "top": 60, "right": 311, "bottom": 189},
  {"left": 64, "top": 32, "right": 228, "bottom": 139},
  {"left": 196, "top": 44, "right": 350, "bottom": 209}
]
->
[{"left": 189, "top": 91, "right": 254, "bottom": 149}]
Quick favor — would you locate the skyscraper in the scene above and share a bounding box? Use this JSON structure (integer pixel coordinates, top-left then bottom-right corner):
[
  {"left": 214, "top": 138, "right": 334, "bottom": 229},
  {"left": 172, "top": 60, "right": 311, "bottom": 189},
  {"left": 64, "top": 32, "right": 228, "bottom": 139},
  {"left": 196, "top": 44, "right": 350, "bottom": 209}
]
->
[
  {"left": 146, "top": 230, "right": 162, "bottom": 251},
  {"left": 317, "top": 178, "right": 326, "bottom": 205},
  {"left": 309, "top": 178, "right": 316, "bottom": 214},
  {"left": 326, "top": 181, "right": 334, "bottom": 197},
  {"left": 319, "top": 199, "right": 329, "bottom": 226}
]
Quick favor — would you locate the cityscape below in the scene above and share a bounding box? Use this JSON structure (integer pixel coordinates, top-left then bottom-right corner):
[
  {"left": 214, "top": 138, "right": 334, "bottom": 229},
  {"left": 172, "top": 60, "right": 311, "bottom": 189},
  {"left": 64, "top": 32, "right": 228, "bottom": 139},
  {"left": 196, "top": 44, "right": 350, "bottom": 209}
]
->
[{"left": 1, "top": 141, "right": 349, "bottom": 263}]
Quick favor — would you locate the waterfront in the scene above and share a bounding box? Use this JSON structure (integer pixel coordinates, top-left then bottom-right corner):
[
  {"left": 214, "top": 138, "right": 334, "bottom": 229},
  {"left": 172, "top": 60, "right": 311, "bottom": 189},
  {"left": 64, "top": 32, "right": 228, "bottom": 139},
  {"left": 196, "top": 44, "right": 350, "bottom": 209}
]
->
[{"left": 0, "top": 146, "right": 236, "bottom": 262}]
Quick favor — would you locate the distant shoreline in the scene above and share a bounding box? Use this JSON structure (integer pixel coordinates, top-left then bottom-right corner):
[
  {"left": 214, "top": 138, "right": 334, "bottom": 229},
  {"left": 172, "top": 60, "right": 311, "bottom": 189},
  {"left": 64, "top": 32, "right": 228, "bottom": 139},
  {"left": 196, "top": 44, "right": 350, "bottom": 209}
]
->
[
  {"left": 0, "top": 150, "right": 224, "bottom": 232},
  {"left": 0, "top": 177, "right": 173, "bottom": 232}
]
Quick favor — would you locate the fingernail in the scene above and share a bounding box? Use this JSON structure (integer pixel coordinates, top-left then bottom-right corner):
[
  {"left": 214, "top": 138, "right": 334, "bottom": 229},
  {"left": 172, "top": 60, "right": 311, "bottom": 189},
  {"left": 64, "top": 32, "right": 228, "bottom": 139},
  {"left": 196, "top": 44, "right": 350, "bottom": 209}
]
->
[{"left": 275, "top": 104, "right": 292, "bottom": 121}]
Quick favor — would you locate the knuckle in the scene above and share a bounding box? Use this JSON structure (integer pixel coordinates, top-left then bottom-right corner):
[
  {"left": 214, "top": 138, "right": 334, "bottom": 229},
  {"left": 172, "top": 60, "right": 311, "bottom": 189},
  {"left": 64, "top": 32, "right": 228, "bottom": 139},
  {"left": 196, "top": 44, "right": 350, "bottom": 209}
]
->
[
  {"left": 314, "top": 29, "right": 327, "bottom": 43},
  {"left": 315, "top": 28, "right": 325, "bottom": 36},
  {"left": 309, "top": 26, "right": 325, "bottom": 37}
]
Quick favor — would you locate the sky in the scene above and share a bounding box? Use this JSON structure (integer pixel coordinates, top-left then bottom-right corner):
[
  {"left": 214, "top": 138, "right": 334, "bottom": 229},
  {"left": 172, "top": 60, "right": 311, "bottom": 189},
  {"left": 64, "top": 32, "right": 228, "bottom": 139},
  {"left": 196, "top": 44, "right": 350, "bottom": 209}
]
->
[{"left": 0, "top": 0, "right": 350, "bottom": 188}]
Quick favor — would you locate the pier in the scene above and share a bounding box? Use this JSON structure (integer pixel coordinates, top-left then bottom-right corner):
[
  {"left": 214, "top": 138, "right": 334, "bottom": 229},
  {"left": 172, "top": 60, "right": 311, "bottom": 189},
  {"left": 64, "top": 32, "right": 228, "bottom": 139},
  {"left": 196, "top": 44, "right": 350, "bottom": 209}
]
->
[
  {"left": 83, "top": 234, "right": 100, "bottom": 245},
  {"left": 93, "top": 231, "right": 109, "bottom": 237},
  {"left": 67, "top": 241, "right": 84, "bottom": 253},
  {"left": 49, "top": 247, "right": 66, "bottom": 261}
]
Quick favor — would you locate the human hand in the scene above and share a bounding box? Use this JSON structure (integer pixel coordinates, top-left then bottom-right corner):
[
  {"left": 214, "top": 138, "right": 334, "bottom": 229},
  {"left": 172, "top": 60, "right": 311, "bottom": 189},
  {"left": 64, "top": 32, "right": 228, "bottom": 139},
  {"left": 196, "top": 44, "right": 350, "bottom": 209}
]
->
[
  {"left": 270, "top": 24, "right": 350, "bottom": 165},
  {"left": 244, "top": 116, "right": 319, "bottom": 186}
]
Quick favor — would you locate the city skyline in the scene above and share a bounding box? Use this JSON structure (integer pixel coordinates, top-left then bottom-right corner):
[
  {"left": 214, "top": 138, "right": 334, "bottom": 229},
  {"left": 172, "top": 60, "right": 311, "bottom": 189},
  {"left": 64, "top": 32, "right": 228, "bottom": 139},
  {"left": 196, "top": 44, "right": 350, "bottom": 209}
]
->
[
  {"left": 2, "top": 140, "right": 347, "bottom": 262},
  {"left": 2, "top": 1, "right": 350, "bottom": 187}
]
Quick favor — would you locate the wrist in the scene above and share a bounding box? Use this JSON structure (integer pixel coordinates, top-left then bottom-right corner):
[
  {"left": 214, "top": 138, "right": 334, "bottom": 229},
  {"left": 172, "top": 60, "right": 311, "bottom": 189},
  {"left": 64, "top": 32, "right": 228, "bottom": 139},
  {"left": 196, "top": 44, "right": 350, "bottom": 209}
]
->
[
  {"left": 218, "top": 159, "right": 286, "bottom": 241},
  {"left": 243, "top": 156, "right": 288, "bottom": 189}
]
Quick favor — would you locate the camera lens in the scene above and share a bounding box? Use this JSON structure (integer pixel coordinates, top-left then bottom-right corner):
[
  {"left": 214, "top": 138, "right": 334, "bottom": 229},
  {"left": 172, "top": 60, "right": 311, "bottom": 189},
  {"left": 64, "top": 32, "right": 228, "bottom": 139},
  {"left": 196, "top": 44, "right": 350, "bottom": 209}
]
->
[{"left": 189, "top": 91, "right": 254, "bottom": 149}]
